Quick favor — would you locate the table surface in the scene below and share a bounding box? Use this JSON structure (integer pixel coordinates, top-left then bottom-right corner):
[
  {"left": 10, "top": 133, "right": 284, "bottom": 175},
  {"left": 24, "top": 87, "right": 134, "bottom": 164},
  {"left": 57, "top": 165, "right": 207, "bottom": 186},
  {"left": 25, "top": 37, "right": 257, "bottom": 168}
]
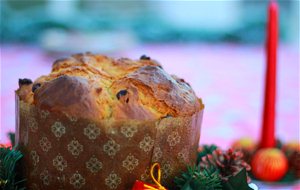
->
[{"left": 0, "top": 43, "right": 299, "bottom": 189}]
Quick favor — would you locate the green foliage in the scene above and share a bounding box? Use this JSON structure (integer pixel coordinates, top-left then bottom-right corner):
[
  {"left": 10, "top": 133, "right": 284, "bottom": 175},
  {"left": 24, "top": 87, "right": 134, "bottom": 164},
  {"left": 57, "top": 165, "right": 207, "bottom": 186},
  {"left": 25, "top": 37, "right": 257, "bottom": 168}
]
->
[
  {"left": 222, "top": 168, "right": 252, "bottom": 190},
  {"left": 174, "top": 165, "right": 222, "bottom": 190},
  {"left": 8, "top": 133, "right": 15, "bottom": 147},
  {"left": 0, "top": 147, "right": 25, "bottom": 190}
]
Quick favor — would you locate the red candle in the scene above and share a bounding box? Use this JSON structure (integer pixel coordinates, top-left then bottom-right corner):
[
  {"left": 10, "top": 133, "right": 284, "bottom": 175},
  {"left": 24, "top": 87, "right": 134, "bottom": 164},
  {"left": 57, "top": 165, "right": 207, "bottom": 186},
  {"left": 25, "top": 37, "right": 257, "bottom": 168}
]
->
[{"left": 260, "top": 0, "right": 278, "bottom": 148}]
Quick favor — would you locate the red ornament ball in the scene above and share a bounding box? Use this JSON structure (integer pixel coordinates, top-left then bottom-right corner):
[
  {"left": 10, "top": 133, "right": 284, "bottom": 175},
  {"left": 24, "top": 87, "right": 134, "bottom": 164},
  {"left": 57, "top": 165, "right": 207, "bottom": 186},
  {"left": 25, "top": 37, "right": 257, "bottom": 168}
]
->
[{"left": 251, "top": 148, "right": 288, "bottom": 182}]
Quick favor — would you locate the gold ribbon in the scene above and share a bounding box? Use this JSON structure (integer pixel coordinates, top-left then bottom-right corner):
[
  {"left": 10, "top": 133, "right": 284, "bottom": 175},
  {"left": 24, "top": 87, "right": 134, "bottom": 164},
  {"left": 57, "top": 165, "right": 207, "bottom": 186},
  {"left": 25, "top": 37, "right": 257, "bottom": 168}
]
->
[{"left": 144, "top": 163, "right": 167, "bottom": 190}]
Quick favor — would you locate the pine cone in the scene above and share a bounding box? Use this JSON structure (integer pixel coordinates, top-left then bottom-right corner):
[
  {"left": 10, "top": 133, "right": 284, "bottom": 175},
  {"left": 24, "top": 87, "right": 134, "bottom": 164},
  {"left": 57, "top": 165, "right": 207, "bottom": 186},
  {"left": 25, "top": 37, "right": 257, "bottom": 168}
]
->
[
  {"left": 199, "top": 149, "right": 251, "bottom": 182},
  {"left": 197, "top": 144, "right": 218, "bottom": 164}
]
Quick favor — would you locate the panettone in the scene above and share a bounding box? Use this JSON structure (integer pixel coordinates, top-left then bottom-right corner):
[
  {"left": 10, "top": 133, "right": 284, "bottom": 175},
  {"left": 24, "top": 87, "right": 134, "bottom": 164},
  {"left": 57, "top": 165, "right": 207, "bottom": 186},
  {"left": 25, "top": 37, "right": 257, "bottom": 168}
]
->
[
  {"left": 17, "top": 53, "right": 201, "bottom": 121},
  {"left": 16, "top": 53, "right": 204, "bottom": 190}
]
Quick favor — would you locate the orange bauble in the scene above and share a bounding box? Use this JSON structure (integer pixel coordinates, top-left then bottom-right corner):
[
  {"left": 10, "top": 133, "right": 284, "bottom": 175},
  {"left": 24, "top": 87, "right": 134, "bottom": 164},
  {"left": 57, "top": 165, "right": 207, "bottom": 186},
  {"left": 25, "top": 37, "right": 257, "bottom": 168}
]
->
[
  {"left": 232, "top": 137, "right": 257, "bottom": 151},
  {"left": 251, "top": 148, "right": 288, "bottom": 182}
]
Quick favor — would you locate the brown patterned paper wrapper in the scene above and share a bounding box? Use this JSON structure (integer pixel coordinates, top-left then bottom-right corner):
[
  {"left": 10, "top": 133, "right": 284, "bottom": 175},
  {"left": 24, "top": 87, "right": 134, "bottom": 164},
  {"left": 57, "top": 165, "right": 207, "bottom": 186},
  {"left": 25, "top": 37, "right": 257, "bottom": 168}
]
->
[{"left": 16, "top": 96, "right": 203, "bottom": 190}]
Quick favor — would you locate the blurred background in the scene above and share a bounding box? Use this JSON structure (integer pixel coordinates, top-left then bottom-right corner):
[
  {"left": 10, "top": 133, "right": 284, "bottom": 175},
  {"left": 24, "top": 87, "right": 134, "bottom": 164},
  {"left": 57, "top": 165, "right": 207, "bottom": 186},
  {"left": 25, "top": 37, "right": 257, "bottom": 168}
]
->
[
  {"left": 0, "top": 1, "right": 299, "bottom": 149},
  {"left": 1, "top": 0, "right": 299, "bottom": 47}
]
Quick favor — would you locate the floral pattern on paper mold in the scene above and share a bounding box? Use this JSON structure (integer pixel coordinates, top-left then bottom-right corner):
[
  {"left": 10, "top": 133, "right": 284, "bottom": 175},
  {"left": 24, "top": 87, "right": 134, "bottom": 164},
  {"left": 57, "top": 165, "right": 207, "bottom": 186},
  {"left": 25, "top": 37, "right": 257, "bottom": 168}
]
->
[
  {"left": 53, "top": 154, "right": 67, "bottom": 172},
  {"left": 152, "top": 146, "right": 163, "bottom": 162},
  {"left": 167, "top": 131, "right": 181, "bottom": 147},
  {"left": 40, "top": 169, "right": 50, "bottom": 186},
  {"left": 177, "top": 148, "right": 189, "bottom": 163},
  {"left": 28, "top": 117, "right": 38, "bottom": 132},
  {"left": 86, "top": 155, "right": 103, "bottom": 173},
  {"left": 105, "top": 171, "right": 121, "bottom": 189},
  {"left": 67, "top": 139, "right": 83, "bottom": 157},
  {"left": 30, "top": 150, "right": 39, "bottom": 166},
  {"left": 139, "top": 134, "right": 154, "bottom": 153},
  {"left": 83, "top": 123, "right": 100, "bottom": 140},
  {"left": 39, "top": 137, "right": 52, "bottom": 152},
  {"left": 121, "top": 125, "right": 138, "bottom": 138},
  {"left": 103, "top": 139, "right": 120, "bottom": 157},
  {"left": 69, "top": 171, "right": 85, "bottom": 189},
  {"left": 51, "top": 121, "right": 66, "bottom": 138},
  {"left": 161, "top": 162, "right": 173, "bottom": 179},
  {"left": 140, "top": 167, "right": 150, "bottom": 181},
  {"left": 122, "top": 153, "right": 139, "bottom": 172}
]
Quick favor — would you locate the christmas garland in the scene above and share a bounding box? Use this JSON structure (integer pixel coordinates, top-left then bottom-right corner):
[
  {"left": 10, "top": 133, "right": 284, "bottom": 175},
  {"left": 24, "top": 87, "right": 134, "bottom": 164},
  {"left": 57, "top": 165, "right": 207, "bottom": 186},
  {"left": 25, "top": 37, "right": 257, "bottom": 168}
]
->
[
  {"left": 175, "top": 146, "right": 252, "bottom": 190},
  {"left": 174, "top": 165, "right": 222, "bottom": 189}
]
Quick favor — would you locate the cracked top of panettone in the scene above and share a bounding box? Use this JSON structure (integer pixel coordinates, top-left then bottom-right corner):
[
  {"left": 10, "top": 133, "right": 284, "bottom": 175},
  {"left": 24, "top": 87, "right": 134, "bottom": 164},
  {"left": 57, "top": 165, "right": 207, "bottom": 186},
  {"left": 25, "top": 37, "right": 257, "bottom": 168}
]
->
[{"left": 16, "top": 53, "right": 203, "bottom": 121}]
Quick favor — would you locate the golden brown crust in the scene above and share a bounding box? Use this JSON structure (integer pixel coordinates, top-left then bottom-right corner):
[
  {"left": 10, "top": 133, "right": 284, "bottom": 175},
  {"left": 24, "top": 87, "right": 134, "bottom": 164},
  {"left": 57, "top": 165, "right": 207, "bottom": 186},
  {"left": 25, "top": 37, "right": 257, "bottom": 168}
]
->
[
  {"left": 16, "top": 84, "right": 33, "bottom": 103},
  {"left": 17, "top": 53, "right": 201, "bottom": 121},
  {"left": 33, "top": 75, "right": 103, "bottom": 120}
]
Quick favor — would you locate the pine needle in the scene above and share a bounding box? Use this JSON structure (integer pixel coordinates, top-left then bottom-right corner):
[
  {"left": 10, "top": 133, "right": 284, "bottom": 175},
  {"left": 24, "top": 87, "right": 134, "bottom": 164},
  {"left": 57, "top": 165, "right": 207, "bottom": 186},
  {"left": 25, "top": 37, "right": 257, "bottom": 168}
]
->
[
  {"left": 174, "top": 165, "right": 222, "bottom": 190},
  {"left": 0, "top": 147, "right": 26, "bottom": 190}
]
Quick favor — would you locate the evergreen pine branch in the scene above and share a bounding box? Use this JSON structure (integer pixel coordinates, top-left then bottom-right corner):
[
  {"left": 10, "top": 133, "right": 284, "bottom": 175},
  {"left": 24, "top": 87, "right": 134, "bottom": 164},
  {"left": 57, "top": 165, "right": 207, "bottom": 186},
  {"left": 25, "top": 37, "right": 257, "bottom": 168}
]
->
[
  {"left": 174, "top": 165, "right": 222, "bottom": 190},
  {"left": 0, "top": 147, "right": 26, "bottom": 190}
]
